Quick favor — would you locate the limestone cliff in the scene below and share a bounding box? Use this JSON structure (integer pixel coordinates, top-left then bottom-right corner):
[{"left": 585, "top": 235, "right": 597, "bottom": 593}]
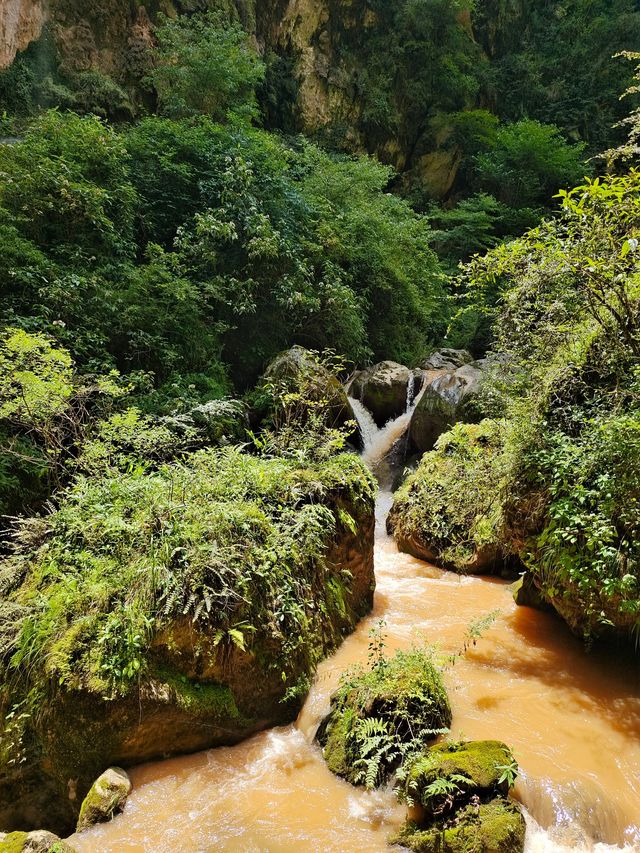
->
[{"left": 0, "top": 0, "right": 47, "bottom": 69}]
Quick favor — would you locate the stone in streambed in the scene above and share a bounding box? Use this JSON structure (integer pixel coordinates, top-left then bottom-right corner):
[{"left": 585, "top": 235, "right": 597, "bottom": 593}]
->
[
  {"left": 76, "top": 767, "right": 131, "bottom": 831},
  {"left": 392, "top": 797, "right": 526, "bottom": 853},
  {"left": 393, "top": 740, "right": 525, "bottom": 853},
  {"left": 349, "top": 361, "right": 420, "bottom": 427},
  {"left": 0, "top": 830, "right": 77, "bottom": 852},
  {"left": 317, "top": 648, "right": 451, "bottom": 786},
  {"left": 404, "top": 741, "right": 513, "bottom": 816},
  {"left": 511, "top": 572, "right": 554, "bottom": 613}
]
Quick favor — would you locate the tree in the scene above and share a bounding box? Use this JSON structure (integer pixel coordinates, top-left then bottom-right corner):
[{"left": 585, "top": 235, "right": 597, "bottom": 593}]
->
[
  {"left": 148, "top": 12, "right": 265, "bottom": 122},
  {"left": 473, "top": 119, "right": 588, "bottom": 209}
]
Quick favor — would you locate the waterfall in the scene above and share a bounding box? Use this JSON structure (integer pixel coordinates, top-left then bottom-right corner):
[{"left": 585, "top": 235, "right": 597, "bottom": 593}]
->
[
  {"left": 405, "top": 372, "right": 415, "bottom": 410},
  {"left": 348, "top": 379, "right": 425, "bottom": 481},
  {"left": 348, "top": 397, "right": 379, "bottom": 449}
]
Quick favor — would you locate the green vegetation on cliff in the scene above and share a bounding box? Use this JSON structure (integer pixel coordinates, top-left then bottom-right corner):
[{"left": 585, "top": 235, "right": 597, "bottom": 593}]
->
[
  {"left": 3, "top": 448, "right": 374, "bottom": 697},
  {"left": 0, "top": 440, "right": 376, "bottom": 830}
]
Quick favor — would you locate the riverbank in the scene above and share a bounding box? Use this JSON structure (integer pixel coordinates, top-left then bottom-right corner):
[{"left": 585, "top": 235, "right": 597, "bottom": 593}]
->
[{"left": 67, "top": 489, "right": 640, "bottom": 852}]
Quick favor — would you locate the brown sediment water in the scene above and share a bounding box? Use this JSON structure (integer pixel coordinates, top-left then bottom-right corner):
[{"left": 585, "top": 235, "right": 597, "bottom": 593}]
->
[{"left": 68, "top": 408, "right": 640, "bottom": 853}]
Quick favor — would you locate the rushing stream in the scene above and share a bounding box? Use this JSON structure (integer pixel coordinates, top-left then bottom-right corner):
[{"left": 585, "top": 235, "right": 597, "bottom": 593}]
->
[{"left": 69, "top": 401, "right": 640, "bottom": 853}]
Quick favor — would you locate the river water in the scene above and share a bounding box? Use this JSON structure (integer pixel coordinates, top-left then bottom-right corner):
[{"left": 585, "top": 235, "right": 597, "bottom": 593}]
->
[{"left": 69, "top": 403, "right": 640, "bottom": 853}]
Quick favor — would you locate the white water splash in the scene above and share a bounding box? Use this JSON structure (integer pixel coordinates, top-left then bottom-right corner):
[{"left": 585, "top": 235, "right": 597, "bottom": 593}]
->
[
  {"left": 523, "top": 807, "right": 640, "bottom": 853},
  {"left": 348, "top": 397, "right": 379, "bottom": 448},
  {"left": 348, "top": 379, "right": 424, "bottom": 477},
  {"left": 405, "top": 371, "right": 415, "bottom": 410}
]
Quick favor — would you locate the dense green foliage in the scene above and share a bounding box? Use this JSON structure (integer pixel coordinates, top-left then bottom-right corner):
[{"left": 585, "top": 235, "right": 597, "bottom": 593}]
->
[
  {"left": 390, "top": 420, "right": 513, "bottom": 572},
  {"left": 3, "top": 449, "right": 373, "bottom": 693},
  {"left": 149, "top": 12, "right": 265, "bottom": 122},
  {"left": 398, "top": 154, "right": 640, "bottom": 643},
  {"left": 0, "top": 109, "right": 445, "bottom": 393}
]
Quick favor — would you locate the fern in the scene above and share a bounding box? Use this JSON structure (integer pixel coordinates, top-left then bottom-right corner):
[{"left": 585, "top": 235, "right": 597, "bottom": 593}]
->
[{"left": 351, "top": 717, "right": 400, "bottom": 790}]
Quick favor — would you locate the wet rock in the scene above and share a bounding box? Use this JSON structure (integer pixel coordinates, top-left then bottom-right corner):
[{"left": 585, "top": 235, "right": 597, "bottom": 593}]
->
[
  {"left": 409, "top": 361, "right": 485, "bottom": 453},
  {"left": 317, "top": 648, "right": 451, "bottom": 786},
  {"left": 394, "top": 741, "right": 525, "bottom": 853},
  {"left": 349, "top": 361, "right": 420, "bottom": 427},
  {"left": 76, "top": 767, "right": 131, "bottom": 832},
  {"left": 511, "top": 572, "right": 554, "bottom": 612},
  {"left": 0, "top": 830, "right": 77, "bottom": 852},
  {"left": 404, "top": 741, "right": 513, "bottom": 814}
]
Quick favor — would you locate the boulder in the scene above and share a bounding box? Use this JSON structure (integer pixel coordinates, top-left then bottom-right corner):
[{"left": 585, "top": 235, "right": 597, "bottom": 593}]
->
[
  {"left": 409, "top": 361, "right": 485, "bottom": 453},
  {"left": 404, "top": 741, "right": 513, "bottom": 815},
  {"left": 76, "top": 767, "right": 131, "bottom": 832},
  {"left": 318, "top": 648, "right": 451, "bottom": 787},
  {"left": 420, "top": 349, "right": 473, "bottom": 370},
  {"left": 511, "top": 572, "right": 554, "bottom": 613},
  {"left": 0, "top": 451, "right": 375, "bottom": 835},
  {"left": 0, "top": 831, "right": 76, "bottom": 852},
  {"left": 258, "top": 346, "right": 360, "bottom": 443},
  {"left": 394, "top": 741, "right": 525, "bottom": 853},
  {"left": 349, "top": 361, "right": 421, "bottom": 427},
  {"left": 393, "top": 798, "right": 526, "bottom": 853}
]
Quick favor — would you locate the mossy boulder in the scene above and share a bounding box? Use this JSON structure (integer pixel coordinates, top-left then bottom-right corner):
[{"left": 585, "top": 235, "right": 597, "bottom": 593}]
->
[
  {"left": 392, "top": 798, "right": 526, "bottom": 853},
  {"left": 349, "top": 361, "right": 420, "bottom": 427},
  {"left": 394, "top": 741, "right": 525, "bottom": 853},
  {"left": 255, "top": 346, "right": 360, "bottom": 445},
  {"left": 0, "top": 831, "right": 76, "bottom": 853},
  {"left": 0, "top": 449, "right": 375, "bottom": 834},
  {"left": 388, "top": 420, "right": 520, "bottom": 577},
  {"left": 404, "top": 741, "right": 513, "bottom": 816},
  {"left": 76, "top": 767, "right": 131, "bottom": 832},
  {"left": 317, "top": 648, "right": 451, "bottom": 787}
]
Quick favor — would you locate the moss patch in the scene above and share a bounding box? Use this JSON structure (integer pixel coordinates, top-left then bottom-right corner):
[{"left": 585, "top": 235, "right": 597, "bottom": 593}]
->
[
  {"left": 405, "top": 741, "right": 513, "bottom": 817},
  {"left": 153, "top": 666, "right": 240, "bottom": 720},
  {"left": 1, "top": 447, "right": 376, "bottom": 832},
  {"left": 388, "top": 420, "right": 517, "bottom": 575},
  {"left": 0, "top": 834, "right": 29, "bottom": 853}
]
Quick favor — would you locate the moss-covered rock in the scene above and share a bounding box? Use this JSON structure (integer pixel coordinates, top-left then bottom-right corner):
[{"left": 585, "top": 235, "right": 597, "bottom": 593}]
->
[
  {"left": 255, "top": 346, "right": 360, "bottom": 445},
  {"left": 0, "top": 831, "right": 76, "bottom": 853},
  {"left": 392, "top": 798, "right": 526, "bottom": 853},
  {"left": 388, "top": 420, "right": 519, "bottom": 576},
  {"left": 317, "top": 648, "right": 451, "bottom": 787},
  {"left": 404, "top": 741, "right": 513, "bottom": 816},
  {"left": 76, "top": 767, "right": 131, "bottom": 832},
  {"left": 394, "top": 741, "right": 524, "bottom": 853},
  {"left": 510, "top": 572, "right": 554, "bottom": 613},
  {"left": 0, "top": 448, "right": 375, "bottom": 834}
]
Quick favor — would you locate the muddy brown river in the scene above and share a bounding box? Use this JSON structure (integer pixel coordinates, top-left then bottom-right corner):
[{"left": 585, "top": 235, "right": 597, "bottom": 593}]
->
[{"left": 69, "top": 407, "right": 640, "bottom": 853}]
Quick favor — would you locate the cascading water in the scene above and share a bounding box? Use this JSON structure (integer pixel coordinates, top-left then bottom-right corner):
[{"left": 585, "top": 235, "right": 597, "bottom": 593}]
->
[
  {"left": 68, "top": 393, "right": 640, "bottom": 853},
  {"left": 348, "top": 376, "right": 424, "bottom": 483}
]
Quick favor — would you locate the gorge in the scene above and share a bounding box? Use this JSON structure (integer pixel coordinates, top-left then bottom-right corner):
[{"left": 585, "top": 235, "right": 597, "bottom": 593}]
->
[
  {"left": 1, "top": 2, "right": 640, "bottom": 851},
  {"left": 65, "top": 398, "right": 640, "bottom": 852}
]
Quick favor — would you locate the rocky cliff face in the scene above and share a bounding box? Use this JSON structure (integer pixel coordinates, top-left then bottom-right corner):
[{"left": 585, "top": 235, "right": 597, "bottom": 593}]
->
[
  {"left": 0, "top": 0, "right": 473, "bottom": 196},
  {"left": 0, "top": 0, "right": 47, "bottom": 69}
]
